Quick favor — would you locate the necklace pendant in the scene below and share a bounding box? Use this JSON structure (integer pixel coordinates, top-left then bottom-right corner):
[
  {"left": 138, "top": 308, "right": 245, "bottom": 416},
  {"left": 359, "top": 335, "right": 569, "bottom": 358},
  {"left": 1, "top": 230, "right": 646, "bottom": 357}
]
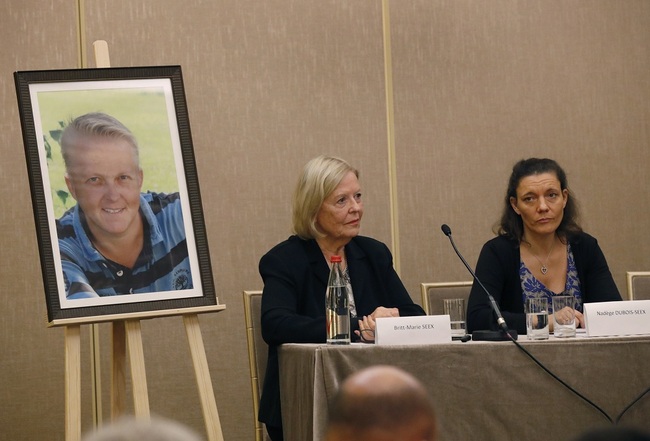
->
[{"left": 541, "top": 265, "right": 548, "bottom": 275}]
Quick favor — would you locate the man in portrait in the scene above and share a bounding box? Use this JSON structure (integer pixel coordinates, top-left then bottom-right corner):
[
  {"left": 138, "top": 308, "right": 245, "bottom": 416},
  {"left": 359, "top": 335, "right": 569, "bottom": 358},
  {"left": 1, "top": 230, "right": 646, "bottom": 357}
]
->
[{"left": 56, "top": 112, "right": 192, "bottom": 299}]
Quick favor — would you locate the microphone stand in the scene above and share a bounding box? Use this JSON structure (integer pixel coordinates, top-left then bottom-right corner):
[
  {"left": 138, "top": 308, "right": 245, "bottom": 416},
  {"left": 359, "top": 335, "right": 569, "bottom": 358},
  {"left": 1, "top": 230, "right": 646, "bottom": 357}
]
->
[
  {"left": 439, "top": 224, "right": 617, "bottom": 422},
  {"left": 441, "top": 224, "right": 516, "bottom": 341}
]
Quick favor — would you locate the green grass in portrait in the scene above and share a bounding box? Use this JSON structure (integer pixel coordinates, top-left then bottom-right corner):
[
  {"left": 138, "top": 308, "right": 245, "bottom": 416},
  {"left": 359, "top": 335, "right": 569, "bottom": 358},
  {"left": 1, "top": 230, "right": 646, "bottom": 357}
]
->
[{"left": 37, "top": 88, "right": 180, "bottom": 218}]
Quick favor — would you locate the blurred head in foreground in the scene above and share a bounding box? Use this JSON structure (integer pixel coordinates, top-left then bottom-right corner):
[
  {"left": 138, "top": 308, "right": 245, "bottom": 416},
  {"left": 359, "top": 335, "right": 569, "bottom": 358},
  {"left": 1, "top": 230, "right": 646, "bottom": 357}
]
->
[
  {"left": 572, "top": 426, "right": 650, "bottom": 441},
  {"left": 325, "top": 365, "right": 437, "bottom": 441},
  {"left": 82, "top": 416, "right": 204, "bottom": 441}
]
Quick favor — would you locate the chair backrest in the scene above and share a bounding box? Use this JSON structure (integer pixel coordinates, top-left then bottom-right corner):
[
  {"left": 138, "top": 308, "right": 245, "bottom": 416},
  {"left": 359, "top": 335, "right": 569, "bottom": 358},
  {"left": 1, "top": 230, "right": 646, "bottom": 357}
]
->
[
  {"left": 243, "top": 290, "right": 270, "bottom": 441},
  {"left": 420, "top": 281, "right": 473, "bottom": 315},
  {"left": 626, "top": 271, "right": 650, "bottom": 301}
]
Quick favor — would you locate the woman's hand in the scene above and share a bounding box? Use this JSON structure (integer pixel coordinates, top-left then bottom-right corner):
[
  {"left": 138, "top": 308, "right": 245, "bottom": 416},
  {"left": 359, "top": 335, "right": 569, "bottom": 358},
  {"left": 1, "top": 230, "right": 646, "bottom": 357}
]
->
[
  {"left": 550, "top": 306, "right": 584, "bottom": 332},
  {"left": 354, "top": 307, "right": 400, "bottom": 343},
  {"left": 370, "top": 306, "right": 399, "bottom": 319},
  {"left": 355, "top": 315, "right": 376, "bottom": 342}
]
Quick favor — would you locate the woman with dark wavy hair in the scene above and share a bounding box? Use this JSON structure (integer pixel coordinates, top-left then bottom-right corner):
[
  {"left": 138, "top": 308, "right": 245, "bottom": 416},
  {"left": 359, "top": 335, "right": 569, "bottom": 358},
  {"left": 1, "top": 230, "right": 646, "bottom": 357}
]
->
[{"left": 467, "top": 158, "right": 621, "bottom": 335}]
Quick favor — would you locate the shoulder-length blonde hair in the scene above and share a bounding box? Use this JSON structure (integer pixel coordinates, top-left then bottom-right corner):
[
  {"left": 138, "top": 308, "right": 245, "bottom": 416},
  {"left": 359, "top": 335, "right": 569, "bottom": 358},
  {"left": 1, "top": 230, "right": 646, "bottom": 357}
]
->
[{"left": 292, "top": 155, "right": 359, "bottom": 240}]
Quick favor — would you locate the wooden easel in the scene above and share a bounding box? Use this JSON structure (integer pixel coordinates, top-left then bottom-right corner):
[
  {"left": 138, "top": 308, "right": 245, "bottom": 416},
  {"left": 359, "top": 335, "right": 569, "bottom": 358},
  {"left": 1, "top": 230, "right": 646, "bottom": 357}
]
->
[
  {"left": 64, "top": 309, "right": 225, "bottom": 441},
  {"left": 63, "top": 40, "right": 226, "bottom": 441}
]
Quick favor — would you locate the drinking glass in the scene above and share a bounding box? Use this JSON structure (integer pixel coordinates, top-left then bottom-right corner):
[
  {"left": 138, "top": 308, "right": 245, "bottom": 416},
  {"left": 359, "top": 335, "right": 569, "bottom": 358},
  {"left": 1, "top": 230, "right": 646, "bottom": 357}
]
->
[
  {"left": 443, "top": 298, "right": 466, "bottom": 337},
  {"left": 525, "top": 296, "right": 549, "bottom": 340},
  {"left": 552, "top": 295, "right": 576, "bottom": 338}
]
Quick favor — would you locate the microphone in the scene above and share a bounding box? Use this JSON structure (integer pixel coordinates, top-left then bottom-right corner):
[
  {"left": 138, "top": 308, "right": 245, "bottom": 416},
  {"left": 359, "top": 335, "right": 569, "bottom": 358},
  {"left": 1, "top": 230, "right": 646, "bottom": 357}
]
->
[
  {"left": 441, "top": 224, "right": 619, "bottom": 422},
  {"left": 441, "top": 224, "right": 517, "bottom": 341}
]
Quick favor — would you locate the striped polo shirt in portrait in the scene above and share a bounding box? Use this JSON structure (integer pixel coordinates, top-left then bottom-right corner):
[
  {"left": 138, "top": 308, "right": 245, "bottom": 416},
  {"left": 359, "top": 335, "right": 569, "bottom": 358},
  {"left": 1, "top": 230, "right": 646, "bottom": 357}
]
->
[{"left": 57, "top": 192, "right": 192, "bottom": 299}]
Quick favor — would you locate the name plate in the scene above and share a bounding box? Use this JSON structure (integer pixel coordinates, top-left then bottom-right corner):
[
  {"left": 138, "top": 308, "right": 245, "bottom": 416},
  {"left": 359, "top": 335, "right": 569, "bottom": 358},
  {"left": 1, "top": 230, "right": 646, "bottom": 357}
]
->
[
  {"left": 584, "top": 300, "right": 650, "bottom": 337},
  {"left": 375, "top": 315, "right": 451, "bottom": 345}
]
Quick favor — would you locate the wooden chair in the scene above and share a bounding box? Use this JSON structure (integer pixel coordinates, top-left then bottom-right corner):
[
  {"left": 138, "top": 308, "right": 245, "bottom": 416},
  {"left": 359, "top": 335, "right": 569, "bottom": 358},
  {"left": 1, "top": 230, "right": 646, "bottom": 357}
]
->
[
  {"left": 626, "top": 271, "right": 650, "bottom": 301},
  {"left": 420, "top": 281, "right": 473, "bottom": 315},
  {"left": 243, "top": 290, "right": 270, "bottom": 441}
]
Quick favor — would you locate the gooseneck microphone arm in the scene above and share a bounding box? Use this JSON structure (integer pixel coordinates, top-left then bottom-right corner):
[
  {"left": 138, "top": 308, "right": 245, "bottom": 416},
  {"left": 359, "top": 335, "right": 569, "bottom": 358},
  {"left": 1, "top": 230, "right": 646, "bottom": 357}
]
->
[
  {"left": 441, "top": 223, "right": 614, "bottom": 423},
  {"left": 441, "top": 224, "right": 509, "bottom": 332}
]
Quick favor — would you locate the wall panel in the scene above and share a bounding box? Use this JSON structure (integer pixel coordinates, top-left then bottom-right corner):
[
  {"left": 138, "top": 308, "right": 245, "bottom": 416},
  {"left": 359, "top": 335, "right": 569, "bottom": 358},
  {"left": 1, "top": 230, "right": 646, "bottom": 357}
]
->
[
  {"left": 82, "top": 1, "right": 388, "bottom": 439},
  {"left": 390, "top": 0, "right": 650, "bottom": 299},
  {"left": 0, "top": 2, "right": 83, "bottom": 441}
]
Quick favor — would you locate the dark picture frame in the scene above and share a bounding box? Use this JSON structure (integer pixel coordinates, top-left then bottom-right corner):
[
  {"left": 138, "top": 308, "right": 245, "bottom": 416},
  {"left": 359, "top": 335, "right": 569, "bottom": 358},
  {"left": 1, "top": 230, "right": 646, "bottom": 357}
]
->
[{"left": 14, "top": 65, "right": 219, "bottom": 326}]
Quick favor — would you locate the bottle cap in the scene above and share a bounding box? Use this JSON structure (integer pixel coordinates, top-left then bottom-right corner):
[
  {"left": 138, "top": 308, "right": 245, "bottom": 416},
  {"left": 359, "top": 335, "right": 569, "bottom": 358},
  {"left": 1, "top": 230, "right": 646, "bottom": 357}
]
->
[{"left": 330, "top": 255, "right": 342, "bottom": 263}]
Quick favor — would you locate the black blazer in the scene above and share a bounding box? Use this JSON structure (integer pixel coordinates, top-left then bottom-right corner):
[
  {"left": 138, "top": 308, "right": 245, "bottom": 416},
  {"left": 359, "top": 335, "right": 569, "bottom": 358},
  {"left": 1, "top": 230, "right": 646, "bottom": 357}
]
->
[
  {"left": 258, "top": 235, "right": 425, "bottom": 428},
  {"left": 467, "top": 232, "right": 622, "bottom": 334}
]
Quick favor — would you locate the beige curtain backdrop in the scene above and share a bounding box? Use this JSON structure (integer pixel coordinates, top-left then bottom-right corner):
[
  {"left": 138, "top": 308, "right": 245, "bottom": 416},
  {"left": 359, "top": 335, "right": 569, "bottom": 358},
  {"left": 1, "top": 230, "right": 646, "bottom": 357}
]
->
[{"left": 1, "top": 1, "right": 649, "bottom": 440}]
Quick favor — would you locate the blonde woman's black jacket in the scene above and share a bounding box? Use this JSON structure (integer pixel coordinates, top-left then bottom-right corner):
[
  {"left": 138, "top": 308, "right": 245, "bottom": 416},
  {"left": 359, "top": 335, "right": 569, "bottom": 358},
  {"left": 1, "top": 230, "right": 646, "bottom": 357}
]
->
[{"left": 257, "top": 234, "right": 425, "bottom": 430}]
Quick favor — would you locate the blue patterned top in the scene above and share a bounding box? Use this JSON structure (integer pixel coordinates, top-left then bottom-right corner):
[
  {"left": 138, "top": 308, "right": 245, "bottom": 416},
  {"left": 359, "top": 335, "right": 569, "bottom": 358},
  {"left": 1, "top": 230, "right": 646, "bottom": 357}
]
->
[{"left": 520, "top": 244, "right": 583, "bottom": 313}]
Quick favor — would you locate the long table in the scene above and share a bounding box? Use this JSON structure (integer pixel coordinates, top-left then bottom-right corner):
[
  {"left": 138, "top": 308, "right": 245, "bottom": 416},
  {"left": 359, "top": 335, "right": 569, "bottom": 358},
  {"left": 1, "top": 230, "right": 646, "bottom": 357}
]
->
[{"left": 279, "top": 336, "right": 650, "bottom": 441}]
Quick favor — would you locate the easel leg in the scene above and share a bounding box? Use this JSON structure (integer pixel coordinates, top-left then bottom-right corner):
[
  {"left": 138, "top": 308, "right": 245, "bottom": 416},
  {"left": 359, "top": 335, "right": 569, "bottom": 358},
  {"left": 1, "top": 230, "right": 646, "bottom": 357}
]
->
[
  {"left": 111, "top": 321, "right": 127, "bottom": 421},
  {"left": 184, "top": 314, "right": 224, "bottom": 441},
  {"left": 90, "top": 323, "right": 103, "bottom": 427},
  {"left": 125, "top": 319, "right": 151, "bottom": 420},
  {"left": 65, "top": 325, "right": 82, "bottom": 441}
]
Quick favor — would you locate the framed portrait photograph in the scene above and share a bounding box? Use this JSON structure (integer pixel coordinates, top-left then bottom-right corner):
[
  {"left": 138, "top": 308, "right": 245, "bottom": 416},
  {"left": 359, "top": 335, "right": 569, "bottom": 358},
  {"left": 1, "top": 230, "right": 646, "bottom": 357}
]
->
[{"left": 14, "top": 65, "right": 221, "bottom": 326}]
